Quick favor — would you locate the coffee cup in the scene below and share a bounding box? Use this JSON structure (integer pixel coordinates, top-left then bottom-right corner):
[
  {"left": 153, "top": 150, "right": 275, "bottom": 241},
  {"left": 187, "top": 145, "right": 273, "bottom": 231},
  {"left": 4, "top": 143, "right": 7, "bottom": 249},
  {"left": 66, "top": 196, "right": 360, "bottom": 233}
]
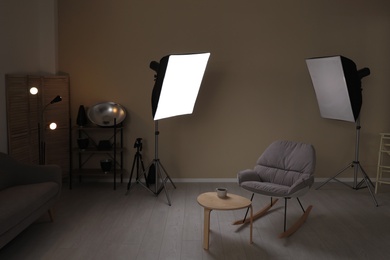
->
[{"left": 216, "top": 187, "right": 227, "bottom": 198}]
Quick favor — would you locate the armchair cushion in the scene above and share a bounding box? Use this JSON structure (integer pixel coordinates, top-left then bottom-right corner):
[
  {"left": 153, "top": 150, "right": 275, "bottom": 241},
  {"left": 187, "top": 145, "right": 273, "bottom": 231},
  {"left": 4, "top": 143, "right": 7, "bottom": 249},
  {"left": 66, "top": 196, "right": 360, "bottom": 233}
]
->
[{"left": 238, "top": 140, "right": 315, "bottom": 198}]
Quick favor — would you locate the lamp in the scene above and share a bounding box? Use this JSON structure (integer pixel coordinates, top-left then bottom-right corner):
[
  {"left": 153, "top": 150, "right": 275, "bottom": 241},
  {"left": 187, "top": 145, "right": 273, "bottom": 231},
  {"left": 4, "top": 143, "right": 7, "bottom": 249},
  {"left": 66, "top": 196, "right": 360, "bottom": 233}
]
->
[
  {"left": 130, "top": 52, "right": 210, "bottom": 205},
  {"left": 38, "top": 95, "right": 62, "bottom": 165},
  {"left": 306, "top": 55, "right": 378, "bottom": 206},
  {"left": 49, "top": 95, "right": 62, "bottom": 104}
]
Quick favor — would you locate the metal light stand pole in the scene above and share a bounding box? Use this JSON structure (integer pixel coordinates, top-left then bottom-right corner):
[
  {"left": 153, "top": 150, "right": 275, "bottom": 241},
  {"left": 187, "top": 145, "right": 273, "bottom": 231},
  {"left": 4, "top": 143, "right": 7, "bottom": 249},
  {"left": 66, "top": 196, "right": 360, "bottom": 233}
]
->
[
  {"left": 38, "top": 103, "right": 51, "bottom": 165},
  {"left": 37, "top": 95, "right": 62, "bottom": 165},
  {"left": 131, "top": 121, "right": 176, "bottom": 205},
  {"left": 151, "top": 120, "right": 176, "bottom": 205},
  {"left": 316, "top": 117, "right": 378, "bottom": 206},
  {"left": 38, "top": 121, "right": 45, "bottom": 165}
]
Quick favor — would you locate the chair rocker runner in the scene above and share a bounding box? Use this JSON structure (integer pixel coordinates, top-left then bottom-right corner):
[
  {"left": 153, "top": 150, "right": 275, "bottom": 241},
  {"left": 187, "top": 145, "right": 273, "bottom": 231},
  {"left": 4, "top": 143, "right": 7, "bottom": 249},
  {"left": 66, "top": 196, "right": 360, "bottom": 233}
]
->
[{"left": 235, "top": 140, "right": 316, "bottom": 238}]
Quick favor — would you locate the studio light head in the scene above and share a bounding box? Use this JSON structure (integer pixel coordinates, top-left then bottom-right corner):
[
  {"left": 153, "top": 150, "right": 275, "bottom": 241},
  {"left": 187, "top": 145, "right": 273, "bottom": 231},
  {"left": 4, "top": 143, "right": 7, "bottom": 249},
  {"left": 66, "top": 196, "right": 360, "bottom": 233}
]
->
[
  {"left": 358, "top": 67, "right": 370, "bottom": 80},
  {"left": 149, "top": 52, "right": 210, "bottom": 121},
  {"left": 149, "top": 61, "right": 160, "bottom": 73},
  {"left": 306, "top": 55, "right": 370, "bottom": 122}
]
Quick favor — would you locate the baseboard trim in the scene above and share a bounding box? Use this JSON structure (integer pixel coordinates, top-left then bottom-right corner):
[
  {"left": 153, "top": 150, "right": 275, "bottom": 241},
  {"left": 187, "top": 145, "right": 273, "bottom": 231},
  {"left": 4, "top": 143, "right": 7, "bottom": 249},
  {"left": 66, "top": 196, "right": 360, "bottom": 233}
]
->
[
  {"left": 126, "top": 177, "right": 376, "bottom": 183},
  {"left": 69, "top": 177, "right": 386, "bottom": 184}
]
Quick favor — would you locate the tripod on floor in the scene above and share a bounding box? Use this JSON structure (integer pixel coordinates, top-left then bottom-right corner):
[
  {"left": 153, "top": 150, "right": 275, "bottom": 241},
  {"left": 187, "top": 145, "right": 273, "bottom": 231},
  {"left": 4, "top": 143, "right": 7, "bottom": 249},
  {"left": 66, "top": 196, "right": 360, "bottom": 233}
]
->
[
  {"left": 126, "top": 138, "right": 148, "bottom": 193},
  {"left": 316, "top": 117, "right": 378, "bottom": 206}
]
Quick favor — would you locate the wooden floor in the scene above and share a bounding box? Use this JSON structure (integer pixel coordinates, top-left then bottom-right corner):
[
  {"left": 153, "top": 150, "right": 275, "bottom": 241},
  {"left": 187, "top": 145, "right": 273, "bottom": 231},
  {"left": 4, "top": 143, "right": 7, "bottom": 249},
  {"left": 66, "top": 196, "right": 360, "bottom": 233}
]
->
[{"left": 1, "top": 181, "right": 390, "bottom": 260}]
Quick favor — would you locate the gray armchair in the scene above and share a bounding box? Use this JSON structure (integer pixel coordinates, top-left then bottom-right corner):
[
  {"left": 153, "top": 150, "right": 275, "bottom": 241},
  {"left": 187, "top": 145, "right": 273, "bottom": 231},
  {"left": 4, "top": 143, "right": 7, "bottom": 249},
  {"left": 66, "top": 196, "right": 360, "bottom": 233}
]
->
[{"left": 236, "top": 140, "right": 316, "bottom": 238}]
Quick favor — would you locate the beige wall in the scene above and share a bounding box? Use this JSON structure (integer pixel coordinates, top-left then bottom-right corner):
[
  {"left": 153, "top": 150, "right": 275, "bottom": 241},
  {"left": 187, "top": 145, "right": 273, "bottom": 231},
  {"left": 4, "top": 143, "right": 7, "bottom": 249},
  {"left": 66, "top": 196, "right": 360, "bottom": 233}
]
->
[
  {"left": 0, "top": 0, "right": 58, "bottom": 153},
  {"left": 58, "top": 0, "right": 390, "bottom": 179}
]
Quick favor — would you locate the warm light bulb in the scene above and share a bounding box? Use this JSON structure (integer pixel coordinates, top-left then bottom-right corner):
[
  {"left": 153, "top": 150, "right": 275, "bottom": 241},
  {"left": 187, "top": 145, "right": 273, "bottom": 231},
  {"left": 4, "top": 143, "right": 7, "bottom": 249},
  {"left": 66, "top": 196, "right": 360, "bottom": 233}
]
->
[
  {"left": 30, "top": 87, "right": 38, "bottom": 95},
  {"left": 49, "top": 122, "right": 57, "bottom": 130}
]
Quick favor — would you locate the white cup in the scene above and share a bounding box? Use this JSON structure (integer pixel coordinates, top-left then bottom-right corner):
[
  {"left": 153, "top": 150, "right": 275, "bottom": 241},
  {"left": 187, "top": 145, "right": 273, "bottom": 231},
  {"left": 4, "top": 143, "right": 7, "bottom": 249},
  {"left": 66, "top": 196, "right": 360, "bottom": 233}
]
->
[{"left": 216, "top": 187, "right": 227, "bottom": 198}]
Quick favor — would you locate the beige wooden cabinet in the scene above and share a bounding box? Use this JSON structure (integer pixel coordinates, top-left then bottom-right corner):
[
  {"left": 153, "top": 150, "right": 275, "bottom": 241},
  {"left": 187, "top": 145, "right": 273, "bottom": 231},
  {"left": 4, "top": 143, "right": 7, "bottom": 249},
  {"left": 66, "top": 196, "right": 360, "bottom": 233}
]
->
[{"left": 5, "top": 74, "right": 70, "bottom": 178}]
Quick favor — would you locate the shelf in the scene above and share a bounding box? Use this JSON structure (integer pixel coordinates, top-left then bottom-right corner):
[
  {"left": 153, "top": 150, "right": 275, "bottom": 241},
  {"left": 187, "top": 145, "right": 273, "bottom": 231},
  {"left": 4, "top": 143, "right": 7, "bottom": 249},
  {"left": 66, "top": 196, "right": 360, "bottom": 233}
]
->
[
  {"left": 74, "top": 125, "right": 124, "bottom": 130},
  {"left": 375, "top": 133, "right": 390, "bottom": 193},
  {"left": 71, "top": 168, "right": 126, "bottom": 176},
  {"left": 73, "top": 148, "right": 125, "bottom": 153},
  {"left": 70, "top": 122, "right": 125, "bottom": 190}
]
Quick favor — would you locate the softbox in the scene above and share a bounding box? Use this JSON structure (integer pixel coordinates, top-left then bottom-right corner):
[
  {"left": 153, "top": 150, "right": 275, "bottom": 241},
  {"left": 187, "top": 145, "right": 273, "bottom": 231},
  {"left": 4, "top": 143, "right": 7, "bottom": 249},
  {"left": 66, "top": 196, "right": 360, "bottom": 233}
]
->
[
  {"left": 150, "top": 52, "right": 210, "bottom": 121},
  {"left": 306, "top": 55, "right": 369, "bottom": 122}
]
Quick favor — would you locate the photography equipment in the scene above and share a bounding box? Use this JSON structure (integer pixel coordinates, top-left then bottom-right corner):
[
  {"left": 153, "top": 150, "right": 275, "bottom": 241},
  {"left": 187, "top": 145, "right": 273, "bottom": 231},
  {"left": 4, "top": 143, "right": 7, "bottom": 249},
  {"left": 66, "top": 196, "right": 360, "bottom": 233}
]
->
[
  {"left": 126, "top": 138, "right": 148, "bottom": 193},
  {"left": 87, "top": 102, "right": 126, "bottom": 127},
  {"left": 134, "top": 52, "right": 210, "bottom": 205},
  {"left": 306, "top": 55, "right": 378, "bottom": 206}
]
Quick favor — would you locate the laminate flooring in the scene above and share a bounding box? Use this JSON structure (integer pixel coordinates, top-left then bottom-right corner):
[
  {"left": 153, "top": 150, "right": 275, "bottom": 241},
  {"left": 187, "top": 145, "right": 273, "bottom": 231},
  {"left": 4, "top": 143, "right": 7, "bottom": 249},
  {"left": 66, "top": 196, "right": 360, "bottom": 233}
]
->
[{"left": 1, "top": 181, "right": 390, "bottom": 260}]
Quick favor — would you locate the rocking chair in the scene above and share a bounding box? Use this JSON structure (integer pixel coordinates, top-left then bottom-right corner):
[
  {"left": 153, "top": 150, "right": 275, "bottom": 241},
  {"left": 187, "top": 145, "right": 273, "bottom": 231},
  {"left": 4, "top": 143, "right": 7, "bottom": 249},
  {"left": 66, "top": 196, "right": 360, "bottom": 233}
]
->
[{"left": 235, "top": 140, "right": 316, "bottom": 238}]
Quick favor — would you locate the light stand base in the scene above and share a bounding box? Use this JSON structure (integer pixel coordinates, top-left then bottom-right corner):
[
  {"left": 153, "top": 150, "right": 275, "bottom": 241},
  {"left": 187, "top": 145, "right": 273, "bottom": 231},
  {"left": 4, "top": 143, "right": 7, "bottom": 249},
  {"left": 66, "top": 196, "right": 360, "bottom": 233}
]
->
[
  {"left": 316, "top": 161, "right": 378, "bottom": 206},
  {"left": 135, "top": 159, "right": 176, "bottom": 206},
  {"left": 126, "top": 122, "right": 177, "bottom": 206},
  {"left": 316, "top": 118, "right": 378, "bottom": 207}
]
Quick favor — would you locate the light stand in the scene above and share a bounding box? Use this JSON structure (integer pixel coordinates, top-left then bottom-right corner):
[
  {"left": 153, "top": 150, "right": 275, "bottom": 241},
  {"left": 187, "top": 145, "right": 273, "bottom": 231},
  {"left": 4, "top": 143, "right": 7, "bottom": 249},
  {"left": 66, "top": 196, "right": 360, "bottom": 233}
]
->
[
  {"left": 128, "top": 52, "right": 210, "bottom": 205},
  {"left": 126, "top": 122, "right": 177, "bottom": 205},
  {"left": 142, "top": 121, "right": 176, "bottom": 205},
  {"left": 306, "top": 55, "right": 378, "bottom": 206},
  {"left": 316, "top": 117, "right": 378, "bottom": 206}
]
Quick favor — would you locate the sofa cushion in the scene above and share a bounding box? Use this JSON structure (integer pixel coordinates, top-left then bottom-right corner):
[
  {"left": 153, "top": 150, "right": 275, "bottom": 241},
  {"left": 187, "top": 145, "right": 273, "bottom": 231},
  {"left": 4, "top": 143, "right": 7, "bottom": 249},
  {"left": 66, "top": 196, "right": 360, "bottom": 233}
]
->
[{"left": 0, "top": 182, "right": 59, "bottom": 236}]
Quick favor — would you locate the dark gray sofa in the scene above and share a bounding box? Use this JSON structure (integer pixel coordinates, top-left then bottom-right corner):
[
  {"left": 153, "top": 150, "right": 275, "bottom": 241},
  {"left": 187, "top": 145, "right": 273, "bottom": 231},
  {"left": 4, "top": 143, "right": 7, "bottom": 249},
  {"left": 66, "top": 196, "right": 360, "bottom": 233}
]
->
[{"left": 0, "top": 152, "right": 62, "bottom": 249}]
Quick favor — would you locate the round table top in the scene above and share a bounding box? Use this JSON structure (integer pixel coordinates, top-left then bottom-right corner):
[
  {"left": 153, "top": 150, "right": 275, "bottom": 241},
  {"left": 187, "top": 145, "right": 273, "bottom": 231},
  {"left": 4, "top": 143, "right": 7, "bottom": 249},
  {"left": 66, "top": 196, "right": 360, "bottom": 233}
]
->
[{"left": 197, "top": 192, "right": 251, "bottom": 210}]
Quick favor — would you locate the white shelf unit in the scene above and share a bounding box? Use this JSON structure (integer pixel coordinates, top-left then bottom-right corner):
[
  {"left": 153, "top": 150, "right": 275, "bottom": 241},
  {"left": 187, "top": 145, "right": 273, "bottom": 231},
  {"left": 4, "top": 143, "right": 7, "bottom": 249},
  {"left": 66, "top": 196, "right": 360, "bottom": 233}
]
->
[{"left": 375, "top": 133, "right": 390, "bottom": 193}]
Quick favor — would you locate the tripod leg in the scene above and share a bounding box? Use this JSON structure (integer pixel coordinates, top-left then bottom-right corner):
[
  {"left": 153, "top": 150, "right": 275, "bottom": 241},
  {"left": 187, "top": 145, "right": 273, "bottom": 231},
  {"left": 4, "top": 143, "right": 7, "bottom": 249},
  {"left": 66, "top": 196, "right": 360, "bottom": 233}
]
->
[
  {"left": 158, "top": 161, "right": 176, "bottom": 189},
  {"left": 139, "top": 154, "right": 148, "bottom": 187},
  {"left": 156, "top": 162, "right": 171, "bottom": 206},
  {"left": 358, "top": 164, "right": 378, "bottom": 206},
  {"left": 358, "top": 164, "right": 376, "bottom": 188},
  {"left": 127, "top": 153, "right": 138, "bottom": 191},
  {"left": 316, "top": 163, "right": 353, "bottom": 190}
]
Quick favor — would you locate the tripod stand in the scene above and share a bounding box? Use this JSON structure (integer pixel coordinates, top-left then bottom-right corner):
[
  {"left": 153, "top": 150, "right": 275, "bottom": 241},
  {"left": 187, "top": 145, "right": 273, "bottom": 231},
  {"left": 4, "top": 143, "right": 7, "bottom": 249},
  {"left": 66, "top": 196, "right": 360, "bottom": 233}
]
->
[
  {"left": 126, "top": 138, "right": 148, "bottom": 193},
  {"left": 142, "top": 120, "right": 176, "bottom": 206},
  {"left": 316, "top": 117, "right": 378, "bottom": 206},
  {"left": 126, "top": 122, "right": 176, "bottom": 205}
]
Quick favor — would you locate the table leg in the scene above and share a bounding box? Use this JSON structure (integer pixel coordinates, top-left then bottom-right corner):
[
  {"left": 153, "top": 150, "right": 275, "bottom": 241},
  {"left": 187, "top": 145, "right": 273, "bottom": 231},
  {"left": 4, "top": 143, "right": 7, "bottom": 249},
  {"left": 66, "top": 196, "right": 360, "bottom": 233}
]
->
[
  {"left": 203, "top": 208, "right": 211, "bottom": 250},
  {"left": 249, "top": 205, "right": 253, "bottom": 244}
]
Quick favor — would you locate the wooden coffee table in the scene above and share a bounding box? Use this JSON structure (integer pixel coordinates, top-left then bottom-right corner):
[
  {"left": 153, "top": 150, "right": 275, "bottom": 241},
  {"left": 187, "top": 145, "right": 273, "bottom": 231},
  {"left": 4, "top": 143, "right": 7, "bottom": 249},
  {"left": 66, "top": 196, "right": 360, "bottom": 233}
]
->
[{"left": 197, "top": 192, "right": 253, "bottom": 250}]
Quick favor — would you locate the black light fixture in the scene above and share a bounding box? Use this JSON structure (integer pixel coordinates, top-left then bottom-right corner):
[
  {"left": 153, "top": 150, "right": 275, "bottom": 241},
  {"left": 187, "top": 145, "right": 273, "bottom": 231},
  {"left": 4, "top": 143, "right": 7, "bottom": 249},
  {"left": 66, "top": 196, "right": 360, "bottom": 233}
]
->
[
  {"left": 49, "top": 95, "right": 62, "bottom": 104},
  {"left": 128, "top": 52, "right": 210, "bottom": 205},
  {"left": 306, "top": 55, "right": 378, "bottom": 206},
  {"left": 30, "top": 89, "right": 63, "bottom": 165}
]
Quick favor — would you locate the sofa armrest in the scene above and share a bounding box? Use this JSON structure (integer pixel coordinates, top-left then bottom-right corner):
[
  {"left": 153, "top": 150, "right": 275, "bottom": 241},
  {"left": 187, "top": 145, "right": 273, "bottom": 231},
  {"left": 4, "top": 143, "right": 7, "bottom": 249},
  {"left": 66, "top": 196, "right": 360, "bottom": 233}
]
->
[{"left": 0, "top": 152, "right": 62, "bottom": 189}]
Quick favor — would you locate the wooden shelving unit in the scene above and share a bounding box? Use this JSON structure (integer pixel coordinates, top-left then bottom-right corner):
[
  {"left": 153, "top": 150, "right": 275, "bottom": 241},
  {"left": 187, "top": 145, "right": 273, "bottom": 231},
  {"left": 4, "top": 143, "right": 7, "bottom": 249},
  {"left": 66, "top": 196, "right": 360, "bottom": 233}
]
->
[{"left": 375, "top": 133, "right": 390, "bottom": 193}]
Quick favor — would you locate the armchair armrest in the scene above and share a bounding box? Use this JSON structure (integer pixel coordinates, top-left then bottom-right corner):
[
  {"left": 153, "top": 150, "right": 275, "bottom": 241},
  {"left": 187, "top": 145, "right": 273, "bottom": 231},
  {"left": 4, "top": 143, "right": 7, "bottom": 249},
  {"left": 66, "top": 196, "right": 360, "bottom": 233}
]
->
[
  {"left": 237, "top": 169, "right": 261, "bottom": 185},
  {"left": 288, "top": 174, "right": 314, "bottom": 196}
]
